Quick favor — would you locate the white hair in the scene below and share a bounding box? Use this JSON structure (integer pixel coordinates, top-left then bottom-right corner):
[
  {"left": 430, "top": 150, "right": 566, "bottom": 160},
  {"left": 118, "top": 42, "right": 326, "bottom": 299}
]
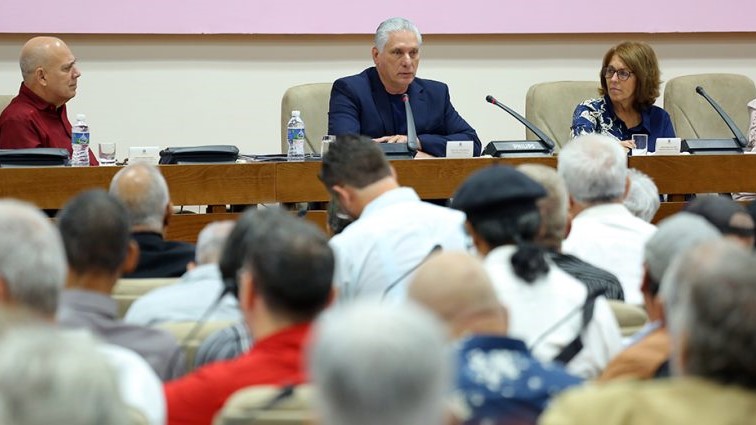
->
[
  {"left": 309, "top": 300, "right": 450, "bottom": 425},
  {"left": 624, "top": 168, "right": 660, "bottom": 222},
  {"left": 374, "top": 17, "right": 422, "bottom": 53},
  {"left": 0, "top": 200, "right": 66, "bottom": 316},
  {"left": 195, "top": 220, "right": 235, "bottom": 265},
  {"left": 0, "top": 326, "right": 129, "bottom": 425},
  {"left": 109, "top": 163, "right": 170, "bottom": 231},
  {"left": 558, "top": 134, "right": 628, "bottom": 203},
  {"left": 660, "top": 239, "right": 756, "bottom": 386}
]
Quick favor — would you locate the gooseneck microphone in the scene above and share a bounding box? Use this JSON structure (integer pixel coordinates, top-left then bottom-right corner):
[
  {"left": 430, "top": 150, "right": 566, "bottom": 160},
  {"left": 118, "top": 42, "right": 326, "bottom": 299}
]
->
[
  {"left": 485, "top": 95, "right": 556, "bottom": 150},
  {"left": 402, "top": 94, "right": 420, "bottom": 152},
  {"left": 382, "top": 244, "right": 442, "bottom": 299},
  {"left": 695, "top": 86, "right": 748, "bottom": 148}
]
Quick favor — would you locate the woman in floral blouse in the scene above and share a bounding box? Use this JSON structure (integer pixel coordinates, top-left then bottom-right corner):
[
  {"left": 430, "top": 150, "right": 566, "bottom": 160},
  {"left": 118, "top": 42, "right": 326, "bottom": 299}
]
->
[{"left": 571, "top": 41, "right": 675, "bottom": 153}]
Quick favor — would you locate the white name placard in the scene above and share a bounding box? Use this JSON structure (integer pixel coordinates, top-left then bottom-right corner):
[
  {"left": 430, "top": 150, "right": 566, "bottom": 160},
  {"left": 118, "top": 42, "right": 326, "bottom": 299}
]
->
[
  {"left": 654, "top": 138, "right": 682, "bottom": 155},
  {"left": 129, "top": 146, "right": 161, "bottom": 165},
  {"left": 446, "top": 141, "right": 474, "bottom": 158}
]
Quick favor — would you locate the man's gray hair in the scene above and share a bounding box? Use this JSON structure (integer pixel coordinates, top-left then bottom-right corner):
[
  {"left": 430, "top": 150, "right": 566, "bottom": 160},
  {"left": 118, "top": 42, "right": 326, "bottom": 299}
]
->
[
  {"left": 0, "top": 326, "right": 129, "bottom": 425},
  {"left": 310, "top": 300, "right": 450, "bottom": 425},
  {"left": 375, "top": 17, "right": 422, "bottom": 53},
  {"left": 195, "top": 220, "right": 235, "bottom": 265},
  {"left": 558, "top": 134, "right": 628, "bottom": 204},
  {"left": 109, "top": 163, "right": 170, "bottom": 231},
  {"left": 661, "top": 239, "right": 756, "bottom": 389},
  {"left": 0, "top": 200, "right": 66, "bottom": 316},
  {"left": 518, "top": 164, "right": 569, "bottom": 247},
  {"left": 624, "top": 168, "right": 660, "bottom": 222}
]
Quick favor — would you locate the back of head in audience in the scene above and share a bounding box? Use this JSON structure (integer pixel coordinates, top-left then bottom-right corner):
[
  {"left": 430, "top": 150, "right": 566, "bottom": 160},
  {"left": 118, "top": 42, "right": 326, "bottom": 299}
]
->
[
  {"left": 409, "top": 251, "right": 506, "bottom": 338},
  {"left": 319, "top": 134, "right": 396, "bottom": 218},
  {"left": 309, "top": 301, "right": 449, "bottom": 425},
  {"left": 0, "top": 325, "right": 129, "bottom": 425},
  {"left": 624, "top": 168, "right": 660, "bottom": 222},
  {"left": 516, "top": 164, "right": 569, "bottom": 250},
  {"left": 452, "top": 165, "right": 549, "bottom": 283},
  {"left": 684, "top": 195, "right": 755, "bottom": 247},
  {"left": 109, "top": 163, "right": 171, "bottom": 233},
  {"left": 0, "top": 199, "right": 66, "bottom": 318},
  {"left": 57, "top": 189, "right": 137, "bottom": 282},
  {"left": 643, "top": 213, "right": 720, "bottom": 322},
  {"left": 237, "top": 208, "right": 334, "bottom": 329},
  {"left": 558, "top": 134, "right": 628, "bottom": 208},
  {"left": 194, "top": 220, "right": 235, "bottom": 266},
  {"left": 661, "top": 239, "right": 756, "bottom": 389}
]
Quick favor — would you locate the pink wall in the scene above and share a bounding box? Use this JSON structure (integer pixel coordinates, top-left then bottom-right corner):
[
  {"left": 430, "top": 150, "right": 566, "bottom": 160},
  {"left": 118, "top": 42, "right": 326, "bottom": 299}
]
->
[{"left": 1, "top": 0, "right": 754, "bottom": 34}]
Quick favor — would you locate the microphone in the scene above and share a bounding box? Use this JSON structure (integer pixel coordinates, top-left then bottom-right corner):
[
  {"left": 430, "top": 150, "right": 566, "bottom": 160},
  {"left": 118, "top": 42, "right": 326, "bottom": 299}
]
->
[
  {"left": 403, "top": 94, "right": 420, "bottom": 152},
  {"left": 694, "top": 86, "right": 748, "bottom": 148},
  {"left": 528, "top": 287, "right": 604, "bottom": 363},
  {"left": 382, "top": 244, "right": 442, "bottom": 299},
  {"left": 483, "top": 95, "right": 555, "bottom": 157},
  {"left": 164, "top": 279, "right": 236, "bottom": 377}
]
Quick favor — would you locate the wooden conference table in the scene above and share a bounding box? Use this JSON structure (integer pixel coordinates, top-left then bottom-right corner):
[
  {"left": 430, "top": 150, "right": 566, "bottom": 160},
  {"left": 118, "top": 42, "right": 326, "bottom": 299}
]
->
[{"left": 0, "top": 154, "right": 754, "bottom": 242}]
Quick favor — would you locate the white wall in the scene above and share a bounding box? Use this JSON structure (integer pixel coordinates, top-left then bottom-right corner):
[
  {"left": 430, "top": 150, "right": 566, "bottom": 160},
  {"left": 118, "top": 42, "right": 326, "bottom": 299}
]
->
[{"left": 1, "top": 33, "right": 755, "bottom": 160}]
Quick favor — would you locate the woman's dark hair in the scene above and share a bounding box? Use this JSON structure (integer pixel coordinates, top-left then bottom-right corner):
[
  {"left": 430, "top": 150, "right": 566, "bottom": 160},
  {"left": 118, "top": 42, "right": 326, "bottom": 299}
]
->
[{"left": 468, "top": 208, "right": 549, "bottom": 283}]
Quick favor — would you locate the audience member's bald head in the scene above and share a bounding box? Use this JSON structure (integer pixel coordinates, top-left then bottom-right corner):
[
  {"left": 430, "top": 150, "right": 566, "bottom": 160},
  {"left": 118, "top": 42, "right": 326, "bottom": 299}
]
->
[
  {"left": 409, "top": 251, "right": 506, "bottom": 338},
  {"left": 109, "top": 163, "right": 171, "bottom": 233},
  {"left": 19, "top": 36, "right": 80, "bottom": 107}
]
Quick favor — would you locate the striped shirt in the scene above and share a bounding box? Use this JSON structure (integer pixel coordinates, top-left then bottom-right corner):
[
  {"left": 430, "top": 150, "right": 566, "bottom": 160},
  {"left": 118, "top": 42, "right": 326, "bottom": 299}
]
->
[{"left": 548, "top": 251, "right": 625, "bottom": 301}]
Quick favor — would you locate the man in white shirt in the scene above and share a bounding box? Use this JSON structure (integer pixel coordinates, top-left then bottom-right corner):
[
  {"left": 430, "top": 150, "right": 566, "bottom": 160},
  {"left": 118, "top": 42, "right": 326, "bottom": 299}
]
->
[
  {"left": 558, "top": 134, "right": 657, "bottom": 304},
  {"left": 451, "top": 165, "right": 622, "bottom": 379},
  {"left": 125, "top": 220, "right": 242, "bottom": 326},
  {"left": 320, "top": 134, "right": 467, "bottom": 302}
]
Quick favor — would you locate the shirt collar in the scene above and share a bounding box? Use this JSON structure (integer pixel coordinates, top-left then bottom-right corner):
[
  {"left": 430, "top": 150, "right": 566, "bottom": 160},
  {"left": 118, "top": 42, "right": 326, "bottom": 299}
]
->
[
  {"left": 60, "top": 289, "right": 119, "bottom": 320},
  {"left": 360, "top": 187, "right": 420, "bottom": 219},
  {"left": 576, "top": 203, "right": 634, "bottom": 220},
  {"left": 603, "top": 94, "right": 652, "bottom": 133},
  {"left": 459, "top": 334, "right": 530, "bottom": 354},
  {"left": 18, "top": 82, "right": 61, "bottom": 113}
]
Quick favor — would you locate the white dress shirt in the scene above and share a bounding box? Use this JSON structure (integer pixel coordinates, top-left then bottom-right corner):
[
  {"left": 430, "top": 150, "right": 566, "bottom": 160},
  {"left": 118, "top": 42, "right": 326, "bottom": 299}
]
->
[
  {"left": 330, "top": 187, "right": 468, "bottom": 303},
  {"left": 563, "top": 203, "right": 657, "bottom": 305},
  {"left": 484, "top": 245, "right": 623, "bottom": 379},
  {"left": 124, "top": 264, "right": 241, "bottom": 326}
]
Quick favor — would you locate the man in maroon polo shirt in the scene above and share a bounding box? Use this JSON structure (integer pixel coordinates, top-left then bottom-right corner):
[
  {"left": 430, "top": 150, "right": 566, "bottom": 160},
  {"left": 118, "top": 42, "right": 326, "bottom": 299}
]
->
[{"left": 0, "top": 36, "right": 97, "bottom": 165}]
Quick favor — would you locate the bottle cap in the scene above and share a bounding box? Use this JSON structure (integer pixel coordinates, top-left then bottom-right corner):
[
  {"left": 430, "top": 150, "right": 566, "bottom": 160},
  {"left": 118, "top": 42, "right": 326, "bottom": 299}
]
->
[
  {"left": 76, "top": 113, "right": 86, "bottom": 121},
  {"left": 292, "top": 110, "right": 301, "bottom": 117}
]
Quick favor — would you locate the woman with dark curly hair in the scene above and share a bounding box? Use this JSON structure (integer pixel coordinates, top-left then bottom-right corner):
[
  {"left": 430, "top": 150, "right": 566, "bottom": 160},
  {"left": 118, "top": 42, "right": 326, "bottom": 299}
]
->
[{"left": 571, "top": 41, "right": 675, "bottom": 152}]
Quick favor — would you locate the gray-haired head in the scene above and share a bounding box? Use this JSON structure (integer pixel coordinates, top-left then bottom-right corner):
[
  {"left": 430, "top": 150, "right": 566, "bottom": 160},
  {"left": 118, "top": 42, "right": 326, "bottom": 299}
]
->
[
  {"left": 517, "top": 164, "right": 570, "bottom": 249},
  {"left": 375, "top": 17, "right": 422, "bottom": 53},
  {"left": 109, "top": 163, "right": 170, "bottom": 232},
  {"left": 0, "top": 326, "right": 129, "bottom": 425},
  {"left": 195, "top": 220, "right": 235, "bottom": 265},
  {"left": 310, "top": 300, "right": 450, "bottom": 425},
  {"left": 661, "top": 239, "right": 756, "bottom": 389},
  {"left": 558, "top": 134, "right": 628, "bottom": 204},
  {"left": 644, "top": 213, "right": 720, "bottom": 289},
  {"left": 624, "top": 168, "right": 660, "bottom": 222},
  {"left": 0, "top": 199, "right": 66, "bottom": 317}
]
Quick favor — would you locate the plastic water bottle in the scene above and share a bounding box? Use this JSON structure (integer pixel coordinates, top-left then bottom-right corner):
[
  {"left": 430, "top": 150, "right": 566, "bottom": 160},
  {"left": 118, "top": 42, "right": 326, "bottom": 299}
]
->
[
  {"left": 287, "top": 110, "right": 305, "bottom": 162},
  {"left": 71, "top": 113, "right": 90, "bottom": 166}
]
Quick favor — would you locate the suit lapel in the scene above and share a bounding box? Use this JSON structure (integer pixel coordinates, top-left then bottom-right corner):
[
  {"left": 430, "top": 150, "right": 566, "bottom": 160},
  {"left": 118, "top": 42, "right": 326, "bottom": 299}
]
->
[{"left": 407, "top": 80, "right": 426, "bottom": 132}]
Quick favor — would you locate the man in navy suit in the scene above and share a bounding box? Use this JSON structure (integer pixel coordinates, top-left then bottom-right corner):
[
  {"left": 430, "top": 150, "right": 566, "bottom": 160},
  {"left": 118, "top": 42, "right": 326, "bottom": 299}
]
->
[{"left": 328, "top": 17, "right": 481, "bottom": 158}]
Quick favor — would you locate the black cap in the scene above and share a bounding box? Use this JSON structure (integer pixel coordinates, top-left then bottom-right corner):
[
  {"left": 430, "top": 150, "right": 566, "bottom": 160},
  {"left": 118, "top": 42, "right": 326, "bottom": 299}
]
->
[{"left": 451, "top": 165, "right": 547, "bottom": 217}]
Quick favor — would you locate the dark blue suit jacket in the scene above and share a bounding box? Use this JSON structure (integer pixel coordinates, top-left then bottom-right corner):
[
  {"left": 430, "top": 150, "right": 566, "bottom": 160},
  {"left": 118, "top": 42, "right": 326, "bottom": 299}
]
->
[{"left": 328, "top": 67, "right": 481, "bottom": 157}]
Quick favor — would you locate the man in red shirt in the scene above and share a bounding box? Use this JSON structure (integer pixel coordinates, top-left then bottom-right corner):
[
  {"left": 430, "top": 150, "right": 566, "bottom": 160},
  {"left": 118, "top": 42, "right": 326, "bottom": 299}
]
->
[
  {"left": 164, "top": 208, "right": 334, "bottom": 425},
  {"left": 0, "top": 36, "right": 96, "bottom": 165}
]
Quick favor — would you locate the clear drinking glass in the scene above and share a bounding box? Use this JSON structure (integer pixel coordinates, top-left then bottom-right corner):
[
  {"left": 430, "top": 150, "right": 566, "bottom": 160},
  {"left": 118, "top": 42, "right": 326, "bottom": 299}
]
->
[
  {"left": 321, "top": 135, "right": 336, "bottom": 157},
  {"left": 98, "top": 142, "right": 117, "bottom": 165},
  {"left": 632, "top": 134, "right": 648, "bottom": 156}
]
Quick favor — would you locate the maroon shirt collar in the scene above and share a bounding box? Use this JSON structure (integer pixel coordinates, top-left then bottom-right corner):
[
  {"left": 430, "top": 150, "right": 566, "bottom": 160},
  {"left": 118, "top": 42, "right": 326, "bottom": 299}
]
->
[{"left": 18, "top": 82, "right": 62, "bottom": 114}]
